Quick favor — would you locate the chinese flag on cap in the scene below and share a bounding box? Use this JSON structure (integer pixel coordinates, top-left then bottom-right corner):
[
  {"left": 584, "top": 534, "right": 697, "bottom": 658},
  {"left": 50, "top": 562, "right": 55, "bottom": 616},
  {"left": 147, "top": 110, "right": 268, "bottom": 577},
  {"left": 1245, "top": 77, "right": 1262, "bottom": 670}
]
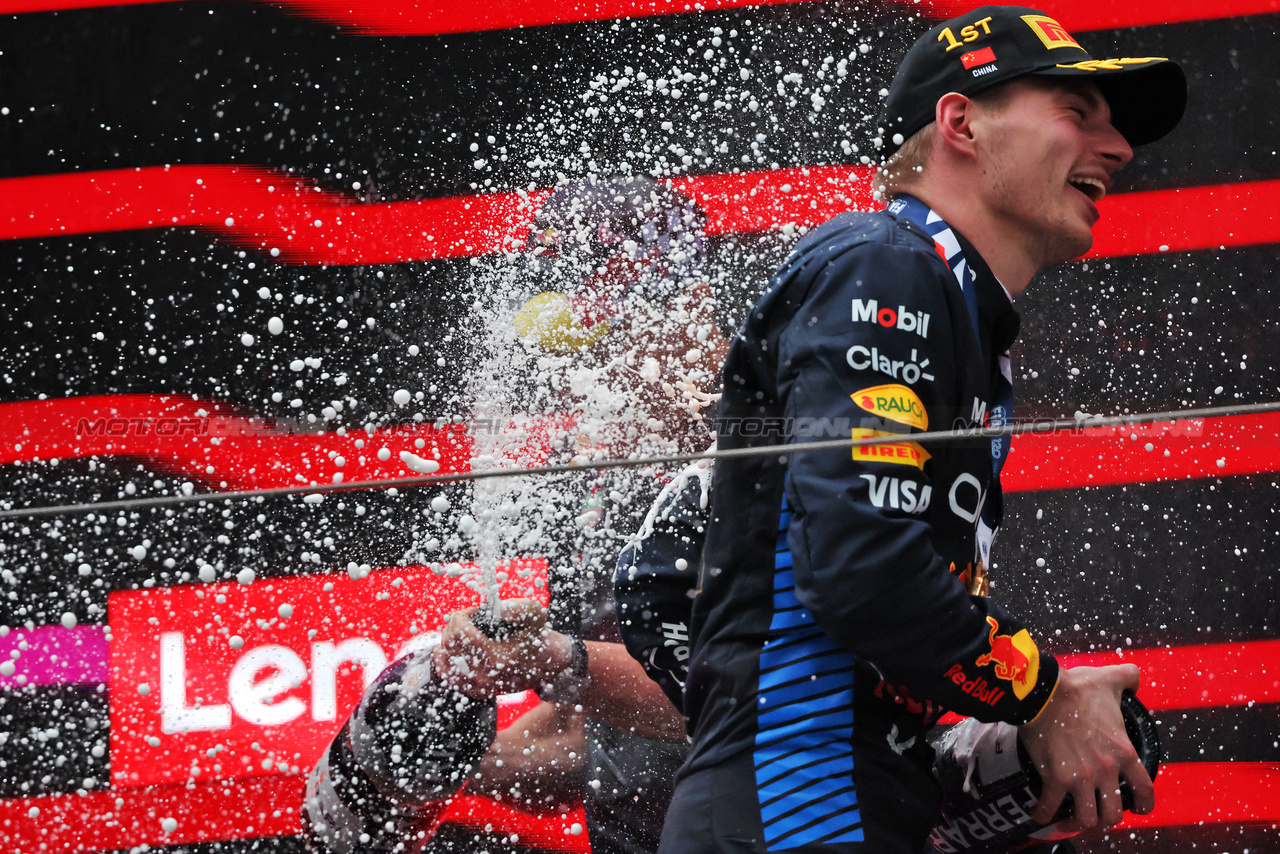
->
[{"left": 961, "top": 47, "right": 996, "bottom": 69}]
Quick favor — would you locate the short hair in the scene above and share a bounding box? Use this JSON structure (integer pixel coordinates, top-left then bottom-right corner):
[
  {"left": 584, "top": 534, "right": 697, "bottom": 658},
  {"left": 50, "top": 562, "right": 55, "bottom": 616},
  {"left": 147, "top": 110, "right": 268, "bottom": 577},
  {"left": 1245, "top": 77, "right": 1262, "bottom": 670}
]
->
[
  {"left": 873, "top": 123, "right": 936, "bottom": 203},
  {"left": 873, "top": 84, "right": 1019, "bottom": 203}
]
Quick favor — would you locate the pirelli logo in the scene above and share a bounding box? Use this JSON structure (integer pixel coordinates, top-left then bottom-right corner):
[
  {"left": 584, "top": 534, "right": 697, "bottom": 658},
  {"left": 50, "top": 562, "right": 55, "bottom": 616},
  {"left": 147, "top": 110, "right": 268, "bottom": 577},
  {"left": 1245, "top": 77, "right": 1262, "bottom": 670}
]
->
[
  {"left": 851, "top": 428, "right": 931, "bottom": 471},
  {"left": 1021, "top": 15, "right": 1083, "bottom": 51}
]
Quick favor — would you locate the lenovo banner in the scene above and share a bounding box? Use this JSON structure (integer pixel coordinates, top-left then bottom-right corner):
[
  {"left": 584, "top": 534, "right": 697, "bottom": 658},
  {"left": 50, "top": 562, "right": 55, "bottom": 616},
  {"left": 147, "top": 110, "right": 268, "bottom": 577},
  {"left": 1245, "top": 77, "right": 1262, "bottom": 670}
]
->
[{"left": 108, "top": 561, "right": 548, "bottom": 789}]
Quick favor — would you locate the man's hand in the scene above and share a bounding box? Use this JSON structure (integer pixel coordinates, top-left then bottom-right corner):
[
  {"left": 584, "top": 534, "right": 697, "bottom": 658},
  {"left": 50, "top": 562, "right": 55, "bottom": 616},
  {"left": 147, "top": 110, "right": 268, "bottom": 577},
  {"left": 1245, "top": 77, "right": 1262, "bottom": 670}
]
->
[
  {"left": 1018, "top": 664, "right": 1156, "bottom": 833},
  {"left": 431, "top": 599, "right": 572, "bottom": 699}
]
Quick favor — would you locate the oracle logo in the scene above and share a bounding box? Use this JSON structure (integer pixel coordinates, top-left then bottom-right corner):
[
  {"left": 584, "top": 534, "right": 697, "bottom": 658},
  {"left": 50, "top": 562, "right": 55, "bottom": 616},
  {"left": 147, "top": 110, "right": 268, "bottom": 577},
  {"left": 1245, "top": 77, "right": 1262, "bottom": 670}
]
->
[{"left": 109, "top": 561, "right": 547, "bottom": 788}]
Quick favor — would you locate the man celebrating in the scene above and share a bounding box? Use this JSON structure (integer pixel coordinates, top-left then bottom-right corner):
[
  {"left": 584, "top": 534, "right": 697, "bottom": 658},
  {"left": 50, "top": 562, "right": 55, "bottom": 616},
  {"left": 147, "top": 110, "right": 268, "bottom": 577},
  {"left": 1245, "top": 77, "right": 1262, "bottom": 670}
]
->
[{"left": 661, "top": 7, "right": 1185, "bottom": 853}]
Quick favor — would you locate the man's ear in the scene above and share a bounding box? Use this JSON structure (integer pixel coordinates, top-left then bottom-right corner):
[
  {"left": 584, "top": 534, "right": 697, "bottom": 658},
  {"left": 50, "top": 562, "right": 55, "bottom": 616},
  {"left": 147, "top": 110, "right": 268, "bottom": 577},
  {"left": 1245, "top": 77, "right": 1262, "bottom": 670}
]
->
[{"left": 935, "top": 92, "right": 978, "bottom": 157}]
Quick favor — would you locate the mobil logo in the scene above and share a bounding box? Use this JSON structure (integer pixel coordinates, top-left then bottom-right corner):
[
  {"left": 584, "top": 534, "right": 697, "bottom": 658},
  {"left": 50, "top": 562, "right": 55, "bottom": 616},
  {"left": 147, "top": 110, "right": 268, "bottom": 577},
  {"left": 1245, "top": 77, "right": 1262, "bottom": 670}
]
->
[
  {"left": 108, "top": 560, "right": 547, "bottom": 789},
  {"left": 851, "top": 298, "right": 931, "bottom": 339}
]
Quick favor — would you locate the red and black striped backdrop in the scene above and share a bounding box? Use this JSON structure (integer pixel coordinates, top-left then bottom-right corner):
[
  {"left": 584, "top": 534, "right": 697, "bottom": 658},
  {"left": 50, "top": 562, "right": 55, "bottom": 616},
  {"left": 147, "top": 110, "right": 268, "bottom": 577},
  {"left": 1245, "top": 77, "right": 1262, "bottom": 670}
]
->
[{"left": 1, "top": 1, "right": 1278, "bottom": 852}]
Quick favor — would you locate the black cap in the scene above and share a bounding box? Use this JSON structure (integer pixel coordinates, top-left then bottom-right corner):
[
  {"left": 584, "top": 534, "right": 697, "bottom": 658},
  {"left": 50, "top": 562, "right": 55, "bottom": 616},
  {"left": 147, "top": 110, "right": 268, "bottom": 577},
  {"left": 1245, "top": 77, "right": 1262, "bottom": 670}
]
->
[{"left": 876, "top": 6, "right": 1186, "bottom": 159}]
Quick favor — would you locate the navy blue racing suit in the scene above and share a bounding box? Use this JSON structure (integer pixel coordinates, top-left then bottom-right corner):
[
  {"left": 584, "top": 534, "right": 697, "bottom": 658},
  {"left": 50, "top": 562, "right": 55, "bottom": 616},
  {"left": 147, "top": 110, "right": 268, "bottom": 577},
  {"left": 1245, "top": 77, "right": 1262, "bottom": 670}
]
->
[{"left": 657, "top": 200, "right": 1060, "bottom": 853}]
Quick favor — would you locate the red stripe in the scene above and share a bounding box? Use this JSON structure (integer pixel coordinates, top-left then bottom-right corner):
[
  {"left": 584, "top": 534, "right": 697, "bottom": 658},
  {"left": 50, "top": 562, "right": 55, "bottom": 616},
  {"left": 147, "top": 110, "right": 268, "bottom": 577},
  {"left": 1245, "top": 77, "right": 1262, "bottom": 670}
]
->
[
  {"left": 0, "top": 762, "right": 1270, "bottom": 850},
  {"left": 1059, "top": 639, "right": 1280, "bottom": 711},
  {"left": 2, "top": 0, "right": 1277, "bottom": 34},
  {"left": 3, "top": 396, "right": 1280, "bottom": 494},
  {"left": 1003, "top": 412, "right": 1280, "bottom": 493},
  {"left": 671, "top": 166, "right": 877, "bottom": 236},
  {"left": 9, "top": 618, "right": 1277, "bottom": 712},
  {"left": 1121, "top": 762, "right": 1280, "bottom": 828},
  {"left": 0, "top": 394, "right": 488, "bottom": 490},
  {"left": 0, "top": 165, "right": 553, "bottom": 266},
  {"left": 0, "top": 777, "right": 589, "bottom": 851},
  {"left": 3, "top": 166, "right": 1277, "bottom": 265},
  {"left": 434, "top": 797, "right": 591, "bottom": 852},
  {"left": 1088, "top": 181, "right": 1280, "bottom": 259},
  {"left": 0, "top": 776, "right": 306, "bottom": 851}
]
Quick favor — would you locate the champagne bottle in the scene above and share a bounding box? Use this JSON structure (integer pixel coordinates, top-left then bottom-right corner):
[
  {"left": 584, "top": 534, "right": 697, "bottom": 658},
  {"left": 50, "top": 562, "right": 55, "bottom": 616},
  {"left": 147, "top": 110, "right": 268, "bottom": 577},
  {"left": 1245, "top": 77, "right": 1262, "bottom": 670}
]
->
[
  {"left": 302, "top": 635, "right": 498, "bottom": 854},
  {"left": 928, "top": 690, "right": 1160, "bottom": 854}
]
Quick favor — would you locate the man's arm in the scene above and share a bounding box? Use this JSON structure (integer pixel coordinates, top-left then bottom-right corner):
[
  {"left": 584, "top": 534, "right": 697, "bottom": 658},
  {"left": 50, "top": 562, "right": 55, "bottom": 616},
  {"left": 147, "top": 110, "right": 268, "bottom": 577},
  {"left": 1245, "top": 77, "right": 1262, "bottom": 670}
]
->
[
  {"left": 432, "top": 600, "right": 686, "bottom": 742},
  {"left": 470, "top": 700, "right": 586, "bottom": 812}
]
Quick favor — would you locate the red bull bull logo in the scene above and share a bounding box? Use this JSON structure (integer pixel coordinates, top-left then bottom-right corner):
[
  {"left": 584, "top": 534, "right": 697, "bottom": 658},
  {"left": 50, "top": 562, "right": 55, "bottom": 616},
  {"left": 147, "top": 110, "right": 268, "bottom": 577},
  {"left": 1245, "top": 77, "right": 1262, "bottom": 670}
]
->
[{"left": 975, "top": 616, "right": 1040, "bottom": 700}]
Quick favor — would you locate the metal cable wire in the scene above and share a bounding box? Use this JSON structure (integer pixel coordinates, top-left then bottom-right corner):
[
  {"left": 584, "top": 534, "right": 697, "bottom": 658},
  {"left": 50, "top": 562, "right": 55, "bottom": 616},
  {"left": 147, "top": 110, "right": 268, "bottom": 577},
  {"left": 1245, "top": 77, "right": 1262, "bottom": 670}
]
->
[{"left": 2, "top": 400, "right": 1278, "bottom": 521}]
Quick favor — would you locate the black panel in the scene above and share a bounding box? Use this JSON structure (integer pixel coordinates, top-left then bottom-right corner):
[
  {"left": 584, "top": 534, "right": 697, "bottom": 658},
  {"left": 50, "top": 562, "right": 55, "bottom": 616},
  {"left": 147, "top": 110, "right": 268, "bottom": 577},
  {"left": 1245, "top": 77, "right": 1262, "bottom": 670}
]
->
[
  {"left": 997, "top": 475, "right": 1280, "bottom": 651},
  {"left": 1078, "top": 825, "right": 1280, "bottom": 854},
  {"left": 1158, "top": 702, "right": 1280, "bottom": 764},
  {"left": 1015, "top": 244, "right": 1280, "bottom": 417},
  {"left": 3, "top": 5, "right": 1276, "bottom": 196},
  {"left": 1, "top": 1, "right": 1278, "bottom": 850},
  {"left": 0, "top": 683, "right": 109, "bottom": 798}
]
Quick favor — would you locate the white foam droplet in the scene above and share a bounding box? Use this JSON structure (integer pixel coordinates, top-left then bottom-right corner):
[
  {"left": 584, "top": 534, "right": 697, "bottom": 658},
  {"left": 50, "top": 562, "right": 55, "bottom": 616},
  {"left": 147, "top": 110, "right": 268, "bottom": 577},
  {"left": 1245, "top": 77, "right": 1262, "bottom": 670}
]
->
[{"left": 400, "top": 451, "right": 441, "bottom": 474}]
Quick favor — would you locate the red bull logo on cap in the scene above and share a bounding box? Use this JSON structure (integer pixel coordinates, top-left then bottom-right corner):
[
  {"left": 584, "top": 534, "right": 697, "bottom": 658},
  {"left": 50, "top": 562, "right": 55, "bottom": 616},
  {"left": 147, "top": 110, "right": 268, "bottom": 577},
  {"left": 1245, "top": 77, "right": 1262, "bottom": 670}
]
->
[
  {"left": 1021, "top": 15, "right": 1082, "bottom": 52},
  {"left": 975, "top": 616, "right": 1041, "bottom": 700}
]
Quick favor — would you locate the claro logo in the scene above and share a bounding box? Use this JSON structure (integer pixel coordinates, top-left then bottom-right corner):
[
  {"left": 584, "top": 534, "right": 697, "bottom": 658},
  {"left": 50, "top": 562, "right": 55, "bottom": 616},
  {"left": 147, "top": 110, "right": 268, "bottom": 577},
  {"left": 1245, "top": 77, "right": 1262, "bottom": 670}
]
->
[{"left": 108, "top": 562, "right": 547, "bottom": 788}]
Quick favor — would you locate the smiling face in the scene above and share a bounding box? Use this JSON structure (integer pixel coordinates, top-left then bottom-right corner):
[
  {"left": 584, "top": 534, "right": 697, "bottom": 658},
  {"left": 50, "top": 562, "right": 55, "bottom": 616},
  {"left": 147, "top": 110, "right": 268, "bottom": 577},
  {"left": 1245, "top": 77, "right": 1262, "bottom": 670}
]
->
[{"left": 973, "top": 77, "right": 1133, "bottom": 268}]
